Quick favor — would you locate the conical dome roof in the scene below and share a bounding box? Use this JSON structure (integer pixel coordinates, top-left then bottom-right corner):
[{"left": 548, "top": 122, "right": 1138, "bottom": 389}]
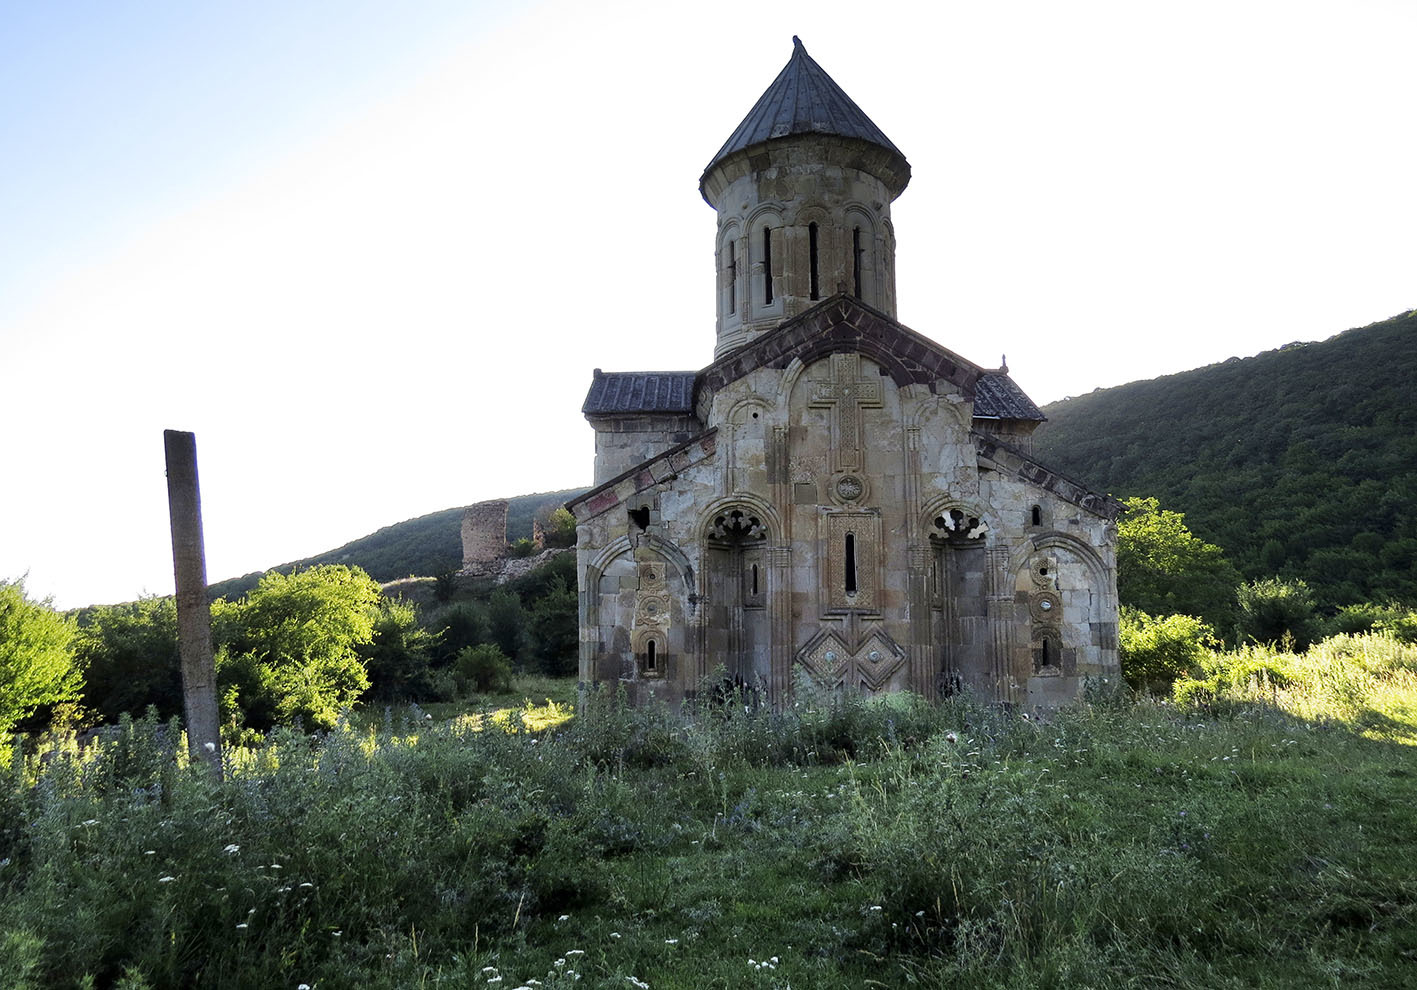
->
[{"left": 700, "top": 37, "right": 909, "bottom": 199}]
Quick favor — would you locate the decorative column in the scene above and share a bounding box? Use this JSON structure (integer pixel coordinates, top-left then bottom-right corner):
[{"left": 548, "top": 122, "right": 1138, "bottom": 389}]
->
[
  {"left": 768, "top": 542, "right": 793, "bottom": 704},
  {"left": 986, "top": 542, "right": 1016, "bottom": 704}
]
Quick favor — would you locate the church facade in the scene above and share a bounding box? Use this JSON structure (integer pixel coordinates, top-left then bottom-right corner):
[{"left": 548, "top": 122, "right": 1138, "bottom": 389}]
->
[{"left": 566, "top": 40, "right": 1123, "bottom": 708}]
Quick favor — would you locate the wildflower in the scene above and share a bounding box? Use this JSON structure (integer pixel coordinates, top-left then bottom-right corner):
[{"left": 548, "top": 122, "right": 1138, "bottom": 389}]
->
[
  {"left": 332, "top": 931, "right": 342, "bottom": 937},
  {"left": 481, "top": 968, "right": 498, "bottom": 975},
  {"left": 664, "top": 938, "right": 678, "bottom": 944},
  {"left": 236, "top": 923, "right": 248, "bottom": 930},
  {"left": 81, "top": 819, "right": 99, "bottom": 827},
  {"left": 558, "top": 914, "right": 570, "bottom": 921},
  {"left": 628, "top": 979, "right": 650, "bottom": 989},
  {"left": 300, "top": 882, "right": 314, "bottom": 888},
  {"left": 945, "top": 731, "right": 958, "bottom": 744},
  {"left": 298, "top": 985, "right": 310, "bottom": 990},
  {"left": 224, "top": 844, "right": 240, "bottom": 854},
  {"left": 158, "top": 875, "right": 176, "bottom": 883},
  {"left": 609, "top": 931, "right": 622, "bottom": 939},
  {"left": 270, "top": 863, "right": 282, "bottom": 870},
  {"left": 144, "top": 850, "right": 155, "bottom": 855},
  {"left": 567, "top": 950, "right": 585, "bottom": 957},
  {"left": 488, "top": 978, "right": 502, "bottom": 985},
  {"left": 205, "top": 742, "right": 217, "bottom": 753},
  {"left": 869, "top": 905, "right": 882, "bottom": 911}
]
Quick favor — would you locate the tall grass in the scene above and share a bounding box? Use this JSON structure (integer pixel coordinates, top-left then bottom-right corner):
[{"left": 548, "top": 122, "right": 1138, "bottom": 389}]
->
[{"left": 1, "top": 654, "right": 1414, "bottom": 988}]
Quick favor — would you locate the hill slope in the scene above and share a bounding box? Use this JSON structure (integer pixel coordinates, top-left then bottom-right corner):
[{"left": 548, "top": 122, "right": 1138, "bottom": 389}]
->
[
  {"left": 1033, "top": 310, "right": 1417, "bottom": 607},
  {"left": 207, "top": 487, "right": 587, "bottom": 600}
]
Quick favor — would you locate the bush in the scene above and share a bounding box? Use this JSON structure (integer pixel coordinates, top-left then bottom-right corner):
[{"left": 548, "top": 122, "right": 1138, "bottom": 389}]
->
[
  {"left": 1118, "top": 608, "right": 1217, "bottom": 691},
  {"left": 74, "top": 598, "right": 182, "bottom": 723},
  {"left": 360, "top": 598, "right": 443, "bottom": 702},
  {"left": 1236, "top": 578, "right": 1319, "bottom": 650},
  {"left": 0, "top": 579, "right": 81, "bottom": 735},
  {"left": 215, "top": 566, "right": 381, "bottom": 731},
  {"left": 454, "top": 644, "right": 513, "bottom": 694}
]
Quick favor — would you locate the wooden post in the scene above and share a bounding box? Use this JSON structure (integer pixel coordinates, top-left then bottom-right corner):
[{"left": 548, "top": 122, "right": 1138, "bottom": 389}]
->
[{"left": 164, "top": 430, "right": 222, "bottom": 777}]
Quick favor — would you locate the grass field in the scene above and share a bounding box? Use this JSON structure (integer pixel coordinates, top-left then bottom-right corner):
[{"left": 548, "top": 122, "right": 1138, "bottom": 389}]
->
[{"left": 2, "top": 636, "right": 1415, "bottom": 989}]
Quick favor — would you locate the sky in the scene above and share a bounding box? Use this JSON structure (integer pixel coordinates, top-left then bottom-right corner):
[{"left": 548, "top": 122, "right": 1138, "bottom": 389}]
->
[{"left": 3, "top": 0, "right": 1414, "bottom": 610}]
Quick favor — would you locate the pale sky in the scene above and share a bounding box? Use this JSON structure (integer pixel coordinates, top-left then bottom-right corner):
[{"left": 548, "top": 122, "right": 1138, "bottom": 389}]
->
[{"left": 3, "top": 0, "right": 1414, "bottom": 609}]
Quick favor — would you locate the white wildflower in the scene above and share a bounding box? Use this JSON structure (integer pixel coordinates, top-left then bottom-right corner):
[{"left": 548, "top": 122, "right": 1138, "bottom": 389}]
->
[
  {"left": 664, "top": 938, "right": 678, "bottom": 944},
  {"left": 236, "top": 923, "right": 248, "bottom": 930},
  {"left": 558, "top": 914, "right": 570, "bottom": 922},
  {"left": 204, "top": 742, "right": 217, "bottom": 753},
  {"left": 297, "top": 985, "right": 310, "bottom": 990},
  {"left": 567, "top": 949, "right": 585, "bottom": 956},
  {"left": 609, "top": 932, "right": 622, "bottom": 939},
  {"left": 158, "top": 875, "right": 176, "bottom": 883},
  {"left": 223, "top": 844, "right": 240, "bottom": 854},
  {"left": 869, "top": 905, "right": 882, "bottom": 911},
  {"left": 144, "top": 850, "right": 155, "bottom": 855},
  {"left": 300, "top": 882, "right": 314, "bottom": 889},
  {"left": 481, "top": 968, "right": 498, "bottom": 975},
  {"left": 81, "top": 819, "right": 99, "bottom": 826}
]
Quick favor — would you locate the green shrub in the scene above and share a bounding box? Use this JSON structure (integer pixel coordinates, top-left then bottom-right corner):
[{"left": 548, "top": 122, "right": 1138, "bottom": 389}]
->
[
  {"left": 73, "top": 598, "right": 182, "bottom": 723},
  {"left": 0, "top": 579, "right": 81, "bottom": 736},
  {"left": 1118, "top": 608, "right": 1216, "bottom": 690},
  {"left": 359, "top": 598, "right": 443, "bottom": 702},
  {"left": 454, "top": 644, "right": 513, "bottom": 694},
  {"left": 1236, "top": 577, "right": 1319, "bottom": 650}
]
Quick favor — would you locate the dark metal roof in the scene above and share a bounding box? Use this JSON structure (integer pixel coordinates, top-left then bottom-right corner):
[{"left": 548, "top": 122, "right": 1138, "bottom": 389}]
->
[
  {"left": 973, "top": 373, "right": 1046, "bottom": 421},
  {"left": 582, "top": 370, "right": 697, "bottom": 415},
  {"left": 702, "top": 37, "right": 906, "bottom": 182}
]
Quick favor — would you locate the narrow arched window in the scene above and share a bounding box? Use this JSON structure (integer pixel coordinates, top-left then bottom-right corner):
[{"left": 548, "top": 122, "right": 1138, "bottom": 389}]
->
[
  {"left": 1041, "top": 638, "right": 1050, "bottom": 666},
  {"left": 762, "top": 226, "right": 774, "bottom": 305},
  {"left": 845, "top": 532, "right": 858, "bottom": 595},
  {"left": 646, "top": 640, "right": 657, "bottom": 671},
  {"left": 751, "top": 563, "right": 759, "bottom": 597},
  {"left": 852, "top": 227, "right": 863, "bottom": 298},
  {"left": 808, "top": 222, "right": 820, "bottom": 300},
  {"left": 1031, "top": 505, "right": 1042, "bottom": 527},
  {"left": 727, "top": 239, "right": 737, "bottom": 314}
]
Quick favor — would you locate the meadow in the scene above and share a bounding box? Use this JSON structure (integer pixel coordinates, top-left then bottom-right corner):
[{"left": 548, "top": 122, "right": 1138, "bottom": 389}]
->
[{"left": 2, "top": 634, "right": 1414, "bottom": 989}]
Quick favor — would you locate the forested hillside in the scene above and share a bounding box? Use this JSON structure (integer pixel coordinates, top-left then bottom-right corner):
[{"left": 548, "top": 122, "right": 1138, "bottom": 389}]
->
[
  {"left": 207, "top": 487, "right": 586, "bottom": 600},
  {"left": 1034, "top": 310, "right": 1417, "bottom": 608}
]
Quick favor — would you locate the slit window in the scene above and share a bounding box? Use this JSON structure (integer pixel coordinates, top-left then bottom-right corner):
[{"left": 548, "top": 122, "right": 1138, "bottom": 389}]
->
[
  {"left": 1041, "top": 638, "right": 1050, "bottom": 666},
  {"left": 1031, "top": 505, "right": 1042, "bottom": 527},
  {"left": 646, "top": 640, "right": 657, "bottom": 671},
  {"left": 852, "top": 227, "right": 863, "bottom": 298},
  {"left": 808, "top": 222, "right": 820, "bottom": 300},
  {"left": 762, "top": 226, "right": 773, "bottom": 305},
  {"left": 751, "top": 563, "right": 759, "bottom": 597},
  {"left": 727, "top": 239, "right": 736, "bottom": 314},
  {"left": 845, "top": 532, "right": 857, "bottom": 595}
]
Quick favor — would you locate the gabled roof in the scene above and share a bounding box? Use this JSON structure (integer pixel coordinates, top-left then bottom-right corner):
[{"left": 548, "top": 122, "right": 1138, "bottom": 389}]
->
[
  {"left": 701, "top": 38, "right": 908, "bottom": 195},
  {"left": 578, "top": 297, "right": 1048, "bottom": 423},
  {"left": 974, "top": 373, "right": 1046, "bottom": 422},
  {"left": 582, "top": 370, "right": 696, "bottom": 416}
]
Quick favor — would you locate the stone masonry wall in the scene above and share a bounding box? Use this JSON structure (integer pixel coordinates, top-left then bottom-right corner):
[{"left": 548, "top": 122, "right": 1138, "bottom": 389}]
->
[{"left": 461, "top": 499, "right": 508, "bottom": 575}]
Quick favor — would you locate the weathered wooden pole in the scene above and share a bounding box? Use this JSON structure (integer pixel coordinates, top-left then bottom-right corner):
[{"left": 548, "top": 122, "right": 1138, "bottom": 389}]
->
[{"left": 163, "top": 430, "right": 222, "bottom": 777}]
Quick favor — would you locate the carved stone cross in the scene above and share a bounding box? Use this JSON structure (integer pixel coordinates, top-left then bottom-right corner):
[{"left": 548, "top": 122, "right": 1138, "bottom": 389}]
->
[{"left": 808, "top": 353, "right": 882, "bottom": 473}]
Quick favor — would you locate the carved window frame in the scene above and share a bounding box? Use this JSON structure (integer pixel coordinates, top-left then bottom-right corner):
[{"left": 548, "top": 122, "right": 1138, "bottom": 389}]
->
[{"left": 820, "top": 509, "right": 881, "bottom": 615}]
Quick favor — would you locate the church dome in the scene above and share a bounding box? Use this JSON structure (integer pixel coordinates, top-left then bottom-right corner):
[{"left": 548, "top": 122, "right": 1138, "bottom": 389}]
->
[
  {"left": 699, "top": 37, "right": 910, "bottom": 204},
  {"left": 701, "top": 39, "right": 912, "bottom": 357}
]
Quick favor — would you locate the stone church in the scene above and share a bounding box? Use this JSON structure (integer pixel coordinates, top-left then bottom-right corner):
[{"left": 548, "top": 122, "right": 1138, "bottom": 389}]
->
[{"left": 566, "top": 39, "right": 1122, "bottom": 708}]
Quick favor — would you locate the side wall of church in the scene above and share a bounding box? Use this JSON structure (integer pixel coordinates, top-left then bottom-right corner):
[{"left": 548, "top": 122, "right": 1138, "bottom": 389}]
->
[{"left": 589, "top": 414, "right": 702, "bottom": 485}]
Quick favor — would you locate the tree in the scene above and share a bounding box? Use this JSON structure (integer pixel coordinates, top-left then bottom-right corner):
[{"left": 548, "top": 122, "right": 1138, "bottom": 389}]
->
[
  {"left": 1236, "top": 578, "right": 1319, "bottom": 651},
  {"left": 74, "top": 597, "right": 183, "bottom": 722},
  {"left": 0, "top": 578, "right": 81, "bottom": 735},
  {"left": 217, "top": 566, "right": 382, "bottom": 731},
  {"left": 360, "top": 597, "right": 446, "bottom": 701},
  {"left": 1116, "top": 496, "right": 1240, "bottom": 632}
]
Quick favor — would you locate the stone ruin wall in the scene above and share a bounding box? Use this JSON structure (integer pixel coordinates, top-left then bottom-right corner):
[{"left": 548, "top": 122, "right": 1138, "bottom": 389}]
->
[{"left": 460, "top": 499, "right": 508, "bottom": 575}]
